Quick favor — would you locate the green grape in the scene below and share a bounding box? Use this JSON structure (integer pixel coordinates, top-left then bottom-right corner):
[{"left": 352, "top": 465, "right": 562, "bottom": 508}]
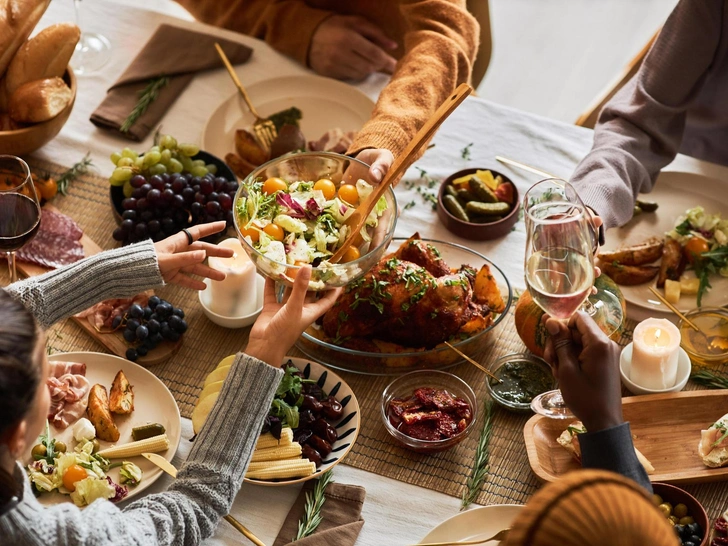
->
[
  {"left": 143, "top": 151, "right": 162, "bottom": 168},
  {"left": 123, "top": 180, "right": 134, "bottom": 198},
  {"left": 121, "top": 147, "right": 138, "bottom": 159},
  {"left": 168, "top": 158, "right": 184, "bottom": 173},
  {"left": 110, "top": 152, "right": 122, "bottom": 165},
  {"left": 117, "top": 157, "right": 134, "bottom": 168},
  {"left": 160, "top": 135, "right": 177, "bottom": 150},
  {"left": 180, "top": 155, "right": 194, "bottom": 172},
  {"left": 148, "top": 145, "right": 160, "bottom": 154},
  {"left": 149, "top": 164, "right": 167, "bottom": 175},
  {"left": 110, "top": 167, "right": 133, "bottom": 186},
  {"left": 160, "top": 149, "right": 172, "bottom": 165},
  {"left": 179, "top": 143, "right": 200, "bottom": 157},
  {"left": 190, "top": 165, "right": 208, "bottom": 178},
  {"left": 205, "top": 164, "right": 217, "bottom": 175},
  {"left": 191, "top": 159, "right": 205, "bottom": 168},
  {"left": 134, "top": 157, "right": 144, "bottom": 169}
]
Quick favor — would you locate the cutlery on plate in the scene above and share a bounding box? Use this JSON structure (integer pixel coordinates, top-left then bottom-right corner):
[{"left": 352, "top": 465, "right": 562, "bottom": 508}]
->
[
  {"left": 412, "top": 527, "right": 510, "bottom": 546},
  {"left": 444, "top": 341, "right": 502, "bottom": 383},
  {"left": 330, "top": 82, "right": 473, "bottom": 263},
  {"left": 647, "top": 286, "right": 728, "bottom": 351},
  {"left": 141, "top": 453, "right": 267, "bottom": 546},
  {"left": 495, "top": 156, "right": 557, "bottom": 179},
  {"left": 214, "top": 42, "right": 277, "bottom": 150}
]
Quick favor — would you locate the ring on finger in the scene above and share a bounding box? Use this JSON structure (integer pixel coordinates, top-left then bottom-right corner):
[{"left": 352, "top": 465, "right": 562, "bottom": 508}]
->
[{"left": 182, "top": 228, "right": 194, "bottom": 245}]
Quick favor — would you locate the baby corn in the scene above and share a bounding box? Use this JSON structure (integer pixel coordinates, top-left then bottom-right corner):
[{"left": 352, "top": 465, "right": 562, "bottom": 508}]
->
[
  {"left": 246, "top": 459, "right": 316, "bottom": 480},
  {"left": 97, "top": 434, "right": 169, "bottom": 459},
  {"left": 251, "top": 442, "right": 302, "bottom": 463},
  {"left": 256, "top": 428, "right": 293, "bottom": 450}
]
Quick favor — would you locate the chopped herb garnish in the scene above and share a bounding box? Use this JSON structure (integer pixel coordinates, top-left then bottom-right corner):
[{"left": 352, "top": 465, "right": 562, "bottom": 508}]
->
[{"left": 461, "top": 142, "right": 473, "bottom": 160}]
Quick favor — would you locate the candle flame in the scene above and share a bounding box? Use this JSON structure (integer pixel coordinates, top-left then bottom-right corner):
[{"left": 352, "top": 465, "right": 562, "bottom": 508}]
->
[{"left": 655, "top": 328, "right": 661, "bottom": 340}]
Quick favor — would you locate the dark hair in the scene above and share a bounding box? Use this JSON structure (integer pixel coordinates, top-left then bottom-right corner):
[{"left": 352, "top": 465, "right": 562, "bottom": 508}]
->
[{"left": 0, "top": 291, "right": 41, "bottom": 439}]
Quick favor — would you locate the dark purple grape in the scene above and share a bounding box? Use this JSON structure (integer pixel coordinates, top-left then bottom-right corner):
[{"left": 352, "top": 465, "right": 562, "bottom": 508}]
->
[
  {"left": 147, "top": 188, "right": 162, "bottom": 203},
  {"left": 194, "top": 192, "right": 206, "bottom": 204},
  {"left": 182, "top": 187, "right": 195, "bottom": 202},
  {"left": 191, "top": 176, "right": 202, "bottom": 186},
  {"left": 149, "top": 175, "right": 164, "bottom": 190},
  {"left": 206, "top": 201, "right": 221, "bottom": 215},
  {"left": 200, "top": 179, "right": 214, "bottom": 195},
  {"left": 225, "top": 181, "right": 239, "bottom": 193},
  {"left": 147, "top": 319, "right": 160, "bottom": 334},
  {"left": 161, "top": 173, "right": 171, "bottom": 184},
  {"left": 134, "top": 223, "right": 147, "bottom": 237},
  {"left": 135, "top": 325, "right": 149, "bottom": 341},
  {"left": 192, "top": 184, "right": 201, "bottom": 193},
  {"left": 143, "top": 306, "right": 152, "bottom": 319},
  {"left": 208, "top": 191, "right": 219, "bottom": 203},
  {"left": 148, "top": 296, "right": 161, "bottom": 308},
  {"left": 160, "top": 322, "right": 172, "bottom": 340},
  {"left": 140, "top": 183, "right": 152, "bottom": 194},
  {"left": 111, "top": 315, "right": 123, "bottom": 330},
  {"left": 150, "top": 333, "right": 164, "bottom": 346},
  {"left": 161, "top": 218, "right": 176, "bottom": 234},
  {"left": 171, "top": 179, "right": 187, "bottom": 193},
  {"left": 123, "top": 328, "right": 136, "bottom": 342},
  {"left": 122, "top": 210, "right": 137, "bottom": 220},
  {"left": 168, "top": 315, "right": 186, "bottom": 333},
  {"left": 169, "top": 173, "right": 182, "bottom": 183},
  {"left": 131, "top": 188, "right": 146, "bottom": 199},
  {"left": 218, "top": 194, "right": 232, "bottom": 211},
  {"left": 140, "top": 211, "right": 154, "bottom": 223},
  {"left": 173, "top": 308, "right": 184, "bottom": 318},
  {"left": 172, "top": 194, "right": 185, "bottom": 209},
  {"left": 163, "top": 183, "right": 172, "bottom": 191},
  {"left": 156, "top": 302, "right": 173, "bottom": 318},
  {"left": 121, "top": 219, "right": 135, "bottom": 233},
  {"left": 183, "top": 173, "right": 193, "bottom": 182},
  {"left": 162, "top": 189, "right": 175, "bottom": 203},
  {"left": 214, "top": 177, "right": 227, "bottom": 190},
  {"left": 112, "top": 227, "right": 126, "bottom": 241},
  {"left": 136, "top": 345, "right": 149, "bottom": 357},
  {"left": 147, "top": 219, "right": 161, "bottom": 234},
  {"left": 225, "top": 211, "right": 234, "bottom": 225},
  {"left": 129, "top": 304, "right": 144, "bottom": 319},
  {"left": 126, "top": 318, "right": 141, "bottom": 331},
  {"left": 136, "top": 198, "right": 149, "bottom": 210},
  {"left": 190, "top": 202, "right": 203, "bottom": 217},
  {"left": 130, "top": 175, "right": 146, "bottom": 188},
  {"left": 122, "top": 198, "right": 137, "bottom": 211},
  {"left": 125, "top": 348, "right": 138, "bottom": 362}
]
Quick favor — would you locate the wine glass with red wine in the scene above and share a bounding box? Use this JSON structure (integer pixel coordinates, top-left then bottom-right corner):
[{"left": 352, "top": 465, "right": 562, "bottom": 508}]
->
[{"left": 0, "top": 156, "right": 41, "bottom": 283}]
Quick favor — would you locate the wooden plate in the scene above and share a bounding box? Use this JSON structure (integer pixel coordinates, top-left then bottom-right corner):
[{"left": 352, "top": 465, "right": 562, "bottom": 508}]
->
[
  {"left": 16, "top": 205, "right": 181, "bottom": 365},
  {"left": 524, "top": 390, "right": 728, "bottom": 485}
]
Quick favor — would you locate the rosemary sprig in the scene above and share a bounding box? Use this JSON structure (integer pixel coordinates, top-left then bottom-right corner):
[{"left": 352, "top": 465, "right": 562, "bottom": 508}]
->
[
  {"left": 120, "top": 76, "right": 169, "bottom": 133},
  {"left": 56, "top": 152, "right": 93, "bottom": 195},
  {"left": 295, "top": 470, "right": 334, "bottom": 540},
  {"left": 691, "top": 369, "right": 728, "bottom": 390},
  {"left": 461, "top": 399, "right": 495, "bottom": 510}
]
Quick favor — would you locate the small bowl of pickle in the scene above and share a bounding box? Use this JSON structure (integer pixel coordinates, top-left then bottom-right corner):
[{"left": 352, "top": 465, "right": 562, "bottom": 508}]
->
[
  {"left": 678, "top": 307, "right": 728, "bottom": 365},
  {"left": 437, "top": 168, "right": 520, "bottom": 240}
]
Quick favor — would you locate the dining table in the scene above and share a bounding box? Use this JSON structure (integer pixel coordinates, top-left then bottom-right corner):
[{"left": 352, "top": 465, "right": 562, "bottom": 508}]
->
[{"left": 13, "top": 0, "right": 728, "bottom": 544}]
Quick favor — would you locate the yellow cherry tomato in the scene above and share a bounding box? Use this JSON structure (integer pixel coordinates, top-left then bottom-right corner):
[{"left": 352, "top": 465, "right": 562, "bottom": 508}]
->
[
  {"left": 262, "top": 177, "right": 287, "bottom": 195},
  {"left": 314, "top": 179, "right": 336, "bottom": 200},
  {"left": 239, "top": 225, "right": 260, "bottom": 243},
  {"left": 35, "top": 177, "right": 58, "bottom": 201},
  {"left": 341, "top": 246, "right": 361, "bottom": 263},
  {"left": 263, "top": 223, "right": 285, "bottom": 241},
  {"left": 62, "top": 464, "right": 88, "bottom": 492},
  {"left": 338, "top": 184, "right": 359, "bottom": 205},
  {"left": 293, "top": 260, "right": 309, "bottom": 266},
  {"left": 684, "top": 237, "right": 710, "bottom": 264}
]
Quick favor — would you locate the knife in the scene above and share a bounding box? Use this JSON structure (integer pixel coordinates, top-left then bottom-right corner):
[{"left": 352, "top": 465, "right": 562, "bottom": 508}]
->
[{"left": 142, "top": 453, "right": 267, "bottom": 546}]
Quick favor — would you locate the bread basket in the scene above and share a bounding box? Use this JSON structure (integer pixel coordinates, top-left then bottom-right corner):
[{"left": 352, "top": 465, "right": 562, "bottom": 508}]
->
[{"left": 0, "top": 67, "right": 76, "bottom": 156}]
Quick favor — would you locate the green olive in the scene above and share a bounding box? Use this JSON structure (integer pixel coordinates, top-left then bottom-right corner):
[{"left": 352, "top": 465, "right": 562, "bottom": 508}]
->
[
  {"left": 91, "top": 439, "right": 100, "bottom": 454},
  {"left": 668, "top": 516, "right": 679, "bottom": 525},
  {"left": 673, "top": 503, "right": 688, "bottom": 518},
  {"left": 679, "top": 516, "right": 695, "bottom": 525},
  {"left": 54, "top": 441, "right": 67, "bottom": 453},
  {"left": 651, "top": 494, "right": 663, "bottom": 506},
  {"left": 658, "top": 503, "right": 673, "bottom": 517},
  {"left": 31, "top": 444, "right": 47, "bottom": 459}
]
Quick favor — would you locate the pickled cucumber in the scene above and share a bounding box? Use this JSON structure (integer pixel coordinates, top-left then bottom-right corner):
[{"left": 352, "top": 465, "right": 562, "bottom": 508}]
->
[
  {"left": 445, "top": 184, "right": 459, "bottom": 198},
  {"left": 468, "top": 177, "right": 498, "bottom": 203},
  {"left": 635, "top": 199, "right": 659, "bottom": 213},
  {"left": 443, "top": 194, "right": 470, "bottom": 221},
  {"left": 132, "top": 423, "right": 166, "bottom": 441},
  {"left": 465, "top": 201, "right": 510, "bottom": 216},
  {"left": 456, "top": 188, "right": 477, "bottom": 203}
]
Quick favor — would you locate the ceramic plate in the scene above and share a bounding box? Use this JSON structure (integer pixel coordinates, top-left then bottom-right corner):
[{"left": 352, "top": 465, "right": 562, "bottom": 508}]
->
[
  {"left": 601, "top": 171, "right": 728, "bottom": 314},
  {"left": 31, "top": 352, "right": 182, "bottom": 505},
  {"left": 418, "top": 504, "right": 523, "bottom": 544},
  {"left": 201, "top": 75, "right": 375, "bottom": 160},
  {"left": 245, "top": 356, "right": 360, "bottom": 486}
]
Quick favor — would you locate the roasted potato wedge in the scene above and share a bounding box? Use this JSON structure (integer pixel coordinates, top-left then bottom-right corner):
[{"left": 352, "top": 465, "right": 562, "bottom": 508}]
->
[
  {"left": 473, "top": 264, "right": 506, "bottom": 312},
  {"left": 109, "top": 370, "right": 134, "bottom": 415},
  {"left": 597, "top": 237, "right": 663, "bottom": 266},
  {"left": 657, "top": 238, "right": 686, "bottom": 288},
  {"left": 225, "top": 152, "right": 256, "bottom": 179},
  {"left": 87, "top": 384, "right": 120, "bottom": 442},
  {"left": 234, "top": 129, "right": 269, "bottom": 166},
  {"left": 600, "top": 261, "right": 660, "bottom": 286}
]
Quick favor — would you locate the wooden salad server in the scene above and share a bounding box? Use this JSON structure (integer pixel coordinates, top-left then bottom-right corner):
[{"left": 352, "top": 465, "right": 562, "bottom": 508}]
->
[{"left": 329, "top": 82, "right": 473, "bottom": 263}]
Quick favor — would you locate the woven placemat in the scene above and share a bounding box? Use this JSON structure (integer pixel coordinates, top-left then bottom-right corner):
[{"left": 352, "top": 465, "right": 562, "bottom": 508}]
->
[{"left": 4, "top": 157, "right": 727, "bottom": 520}]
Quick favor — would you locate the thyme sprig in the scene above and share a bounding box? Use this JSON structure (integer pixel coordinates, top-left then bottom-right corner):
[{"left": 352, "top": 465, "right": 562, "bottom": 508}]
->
[
  {"left": 461, "top": 142, "right": 474, "bottom": 160},
  {"left": 120, "top": 76, "right": 169, "bottom": 133},
  {"left": 56, "top": 152, "right": 93, "bottom": 195},
  {"left": 691, "top": 369, "right": 728, "bottom": 390},
  {"left": 295, "top": 470, "right": 335, "bottom": 540},
  {"left": 461, "top": 399, "right": 495, "bottom": 510}
]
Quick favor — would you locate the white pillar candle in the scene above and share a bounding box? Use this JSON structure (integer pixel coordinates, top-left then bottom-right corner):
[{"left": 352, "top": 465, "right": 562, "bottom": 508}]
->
[
  {"left": 630, "top": 318, "right": 680, "bottom": 390},
  {"left": 207, "top": 238, "right": 257, "bottom": 317}
]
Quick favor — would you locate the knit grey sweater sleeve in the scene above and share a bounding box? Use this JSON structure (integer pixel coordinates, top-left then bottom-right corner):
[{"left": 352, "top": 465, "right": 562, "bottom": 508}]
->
[
  {"left": 570, "top": 0, "right": 723, "bottom": 229},
  {"left": 4, "top": 240, "right": 164, "bottom": 329},
  {"left": 1, "top": 354, "right": 283, "bottom": 546}
]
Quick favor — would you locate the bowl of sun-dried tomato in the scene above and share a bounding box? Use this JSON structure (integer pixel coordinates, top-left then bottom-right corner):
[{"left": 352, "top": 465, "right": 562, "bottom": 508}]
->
[{"left": 381, "top": 370, "right": 476, "bottom": 453}]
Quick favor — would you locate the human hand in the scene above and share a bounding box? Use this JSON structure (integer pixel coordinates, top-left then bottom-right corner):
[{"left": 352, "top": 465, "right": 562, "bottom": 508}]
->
[
  {"left": 154, "top": 221, "right": 234, "bottom": 290},
  {"left": 355, "top": 148, "right": 394, "bottom": 184},
  {"left": 246, "top": 267, "right": 341, "bottom": 366},
  {"left": 309, "top": 15, "right": 397, "bottom": 80},
  {"left": 542, "top": 311, "right": 623, "bottom": 432}
]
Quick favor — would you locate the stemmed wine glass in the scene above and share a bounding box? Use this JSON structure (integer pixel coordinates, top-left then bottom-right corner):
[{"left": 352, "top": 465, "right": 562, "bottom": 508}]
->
[
  {"left": 523, "top": 178, "right": 622, "bottom": 418},
  {"left": 0, "top": 156, "right": 41, "bottom": 283},
  {"left": 71, "top": 0, "right": 112, "bottom": 75}
]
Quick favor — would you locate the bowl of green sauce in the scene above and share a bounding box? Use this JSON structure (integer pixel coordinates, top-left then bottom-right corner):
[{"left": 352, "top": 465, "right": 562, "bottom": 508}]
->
[{"left": 486, "top": 353, "right": 555, "bottom": 412}]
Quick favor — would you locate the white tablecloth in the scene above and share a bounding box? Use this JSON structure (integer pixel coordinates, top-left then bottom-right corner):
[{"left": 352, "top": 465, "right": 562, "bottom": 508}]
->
[{"left": 34, "top": 1, "right": 728, "bottom": 544}]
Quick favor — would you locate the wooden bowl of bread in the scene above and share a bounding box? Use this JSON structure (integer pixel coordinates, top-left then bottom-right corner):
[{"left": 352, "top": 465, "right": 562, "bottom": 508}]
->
[{"left": 0, "top": 0, "right": 80, "bottom": 155}]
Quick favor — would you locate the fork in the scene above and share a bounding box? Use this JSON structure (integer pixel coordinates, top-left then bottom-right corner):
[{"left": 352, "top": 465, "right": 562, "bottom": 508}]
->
[
  {"left": 214, "top": 42, "right": 277, "bottom": 150},
  {"left": 412, "top": 527, "right": 510, "bottom": 546}
]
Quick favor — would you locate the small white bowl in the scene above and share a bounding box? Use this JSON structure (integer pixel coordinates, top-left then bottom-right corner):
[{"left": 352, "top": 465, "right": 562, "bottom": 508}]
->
[
  {"left": 198, "top": 275, "right": 265, "bottom": 328},
  {"left": 619, "top": 342, "right": 691, "bottom": 395}
]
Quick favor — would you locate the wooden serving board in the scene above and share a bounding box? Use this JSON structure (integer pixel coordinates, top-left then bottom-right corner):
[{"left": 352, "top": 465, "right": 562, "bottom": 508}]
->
[
  {"left": 16, "top": 205, "right": 181, "bottom": 366},
  {"left": 524, "top": 390, "right": 728, "bottom": 485}
]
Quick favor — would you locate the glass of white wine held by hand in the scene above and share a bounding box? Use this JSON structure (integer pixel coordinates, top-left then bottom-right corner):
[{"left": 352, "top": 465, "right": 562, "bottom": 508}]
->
[
  {"left": 523, "top": 179, "right": 622, "bottom": 418},
  {"left": 0, "top": 156, "right": 41, "bottom": 283}
]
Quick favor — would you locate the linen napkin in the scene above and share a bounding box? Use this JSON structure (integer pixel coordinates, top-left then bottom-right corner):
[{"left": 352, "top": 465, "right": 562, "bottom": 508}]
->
[
  {"left": 273, "top": 482, "right": 366, "bottom": 546},
  {"left": 90, "top": 23, "right": 253, "bottom": 141}
]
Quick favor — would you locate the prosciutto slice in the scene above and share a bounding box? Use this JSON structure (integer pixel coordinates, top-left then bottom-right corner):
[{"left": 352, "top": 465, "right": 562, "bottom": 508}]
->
[
  {"left": 75, "top": 293, "right": 150, "bottom": 331},
  {"left": 307, "top": 128, "right": 356, "bottom": 154},
  {"left": 49, "top": 361, "right": 86, "bottom": 378},
  {"left": 47, "top": 365, "right": 90, "bottom": 429}
]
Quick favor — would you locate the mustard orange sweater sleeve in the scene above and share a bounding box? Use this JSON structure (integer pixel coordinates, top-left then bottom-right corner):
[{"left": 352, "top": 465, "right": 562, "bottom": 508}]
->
[
  {"left": 348, "top": 0, "right": 479, "bottom": 161},
  {"left": 175, "top": 0, "right": 333, "bottom": 65}
]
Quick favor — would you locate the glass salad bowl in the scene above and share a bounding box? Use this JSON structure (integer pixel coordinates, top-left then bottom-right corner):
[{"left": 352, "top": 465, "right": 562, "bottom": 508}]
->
[
  {"left": 296, "top": 238, "right": 513, "bottom": 375},
  {"left": 233, "top": 152, "right": 397, "bottom": 291}
]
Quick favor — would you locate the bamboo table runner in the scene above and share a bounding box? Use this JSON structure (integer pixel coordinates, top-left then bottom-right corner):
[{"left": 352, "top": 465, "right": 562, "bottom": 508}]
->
[{"left": 1, "top": 157, "right": 726, "bottom": 520}]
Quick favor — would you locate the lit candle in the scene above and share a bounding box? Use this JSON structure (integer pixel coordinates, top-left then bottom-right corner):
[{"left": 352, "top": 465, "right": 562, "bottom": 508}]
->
[
  {"left": 630, "top": 318, "right": 680, "bottom": 390},
  {"left": 207, "top": 238, "right": 257, "bottom": 317}
]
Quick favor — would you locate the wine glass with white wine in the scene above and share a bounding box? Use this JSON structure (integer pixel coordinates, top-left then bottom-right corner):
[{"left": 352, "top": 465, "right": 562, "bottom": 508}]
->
[{"left": 71, "top": 0, "right": 111, "bottom": 75}]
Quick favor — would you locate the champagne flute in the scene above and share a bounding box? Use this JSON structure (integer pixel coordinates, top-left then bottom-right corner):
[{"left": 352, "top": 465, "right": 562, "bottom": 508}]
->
[
  {"left": 523, "top": 182, "right": 595, "bottom": 418},
  {"left": 0, "top": 156, "right": 41, "bottom": 283},
  {"left": 71, "top": 0, "right": 112, "bottom": 75}
]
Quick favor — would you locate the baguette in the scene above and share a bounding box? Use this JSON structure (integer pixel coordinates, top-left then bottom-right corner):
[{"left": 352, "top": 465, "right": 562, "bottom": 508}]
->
[
  {"left": 8, "top": 76, "right": 72, "bottom": 123},
  {"left": 5, "top": 22, "right": 80, "bottom": 96},
  {"left": 0, "top": 0, "right": 53, "bottom": 77}
]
